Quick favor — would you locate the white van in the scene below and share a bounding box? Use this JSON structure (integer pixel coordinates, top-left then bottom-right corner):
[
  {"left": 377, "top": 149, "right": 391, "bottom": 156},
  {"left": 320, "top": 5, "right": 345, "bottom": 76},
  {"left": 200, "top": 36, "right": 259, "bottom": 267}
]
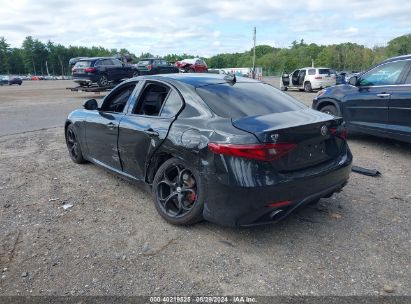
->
[{"left": 280, "top": 67, "right": 336, "bottom": 92}]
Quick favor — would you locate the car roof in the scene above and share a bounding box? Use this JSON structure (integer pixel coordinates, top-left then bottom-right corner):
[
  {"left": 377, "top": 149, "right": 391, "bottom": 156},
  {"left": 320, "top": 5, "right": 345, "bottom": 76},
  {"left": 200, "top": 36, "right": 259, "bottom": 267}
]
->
[
  {"left": 138, "top": 58, "right": 163, "bottom": 61},
  {"left": 381, "top": 54, "right": 411, "bottom": 64},
  {"left": 127, "top": 73, "right": 261, "bottom": 88},
  {"left": 77, "top": 57, "right": 116, "bottom": 62}
]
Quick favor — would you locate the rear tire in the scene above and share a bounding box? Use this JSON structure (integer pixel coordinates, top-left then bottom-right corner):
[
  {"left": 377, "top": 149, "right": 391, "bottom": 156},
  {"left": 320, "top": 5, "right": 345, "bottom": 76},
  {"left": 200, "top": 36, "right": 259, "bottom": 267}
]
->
[
  {"left": 97, "top": 75, "right": 108, "bottom": 87},
  {"left": 152, "top": 158, "right": 204, "bottom": 225},
  {"left": 320, "top": 105, "right": 338, "bottom": 116},
  {"left": 304, "top": 81, "right": 312, "bottom": 92},
  {"left": 280, "top": 86, "right": 288, "bottom": 91}
]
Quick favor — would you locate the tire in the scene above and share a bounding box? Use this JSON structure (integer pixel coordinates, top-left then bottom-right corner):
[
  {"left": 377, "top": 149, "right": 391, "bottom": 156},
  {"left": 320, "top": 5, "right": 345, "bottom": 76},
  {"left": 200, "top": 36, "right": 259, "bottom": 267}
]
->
[
  {"left": 97, "top": 74, "right": 108, "bottom": 87},
  {"left": 152, "top": 157, "right": 204, "bottom": 225},
  {"left": 304, "top": 81, "right": 312, "bottom": 92},
  {"left": 320, "top": 105, "right": 338, "bottom": 116},
  {"left": 66, "top": 124, "right": 86, "bottom": 164},
  {"left": 280, "top": 86, "right": 288, "bottom": 91},
  {"left": 188, "top": 68, "right": 195, "bottom": 73}
]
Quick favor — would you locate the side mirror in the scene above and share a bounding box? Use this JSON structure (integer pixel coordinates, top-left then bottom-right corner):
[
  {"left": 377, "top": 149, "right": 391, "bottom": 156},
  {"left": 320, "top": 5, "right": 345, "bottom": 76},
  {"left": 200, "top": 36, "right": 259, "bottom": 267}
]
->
[
  {"left": 83, "top": 99, "right": 98, "bottom": 110},
  {"left": 348, "top": 76, "right": 358, "bottom": 86}
]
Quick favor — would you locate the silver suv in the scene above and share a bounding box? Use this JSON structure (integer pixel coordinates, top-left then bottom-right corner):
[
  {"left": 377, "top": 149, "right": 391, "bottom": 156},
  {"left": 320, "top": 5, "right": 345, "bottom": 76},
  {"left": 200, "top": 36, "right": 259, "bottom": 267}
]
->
[{"left": 281, "top": 67, "right": 336, "bottom": 92}]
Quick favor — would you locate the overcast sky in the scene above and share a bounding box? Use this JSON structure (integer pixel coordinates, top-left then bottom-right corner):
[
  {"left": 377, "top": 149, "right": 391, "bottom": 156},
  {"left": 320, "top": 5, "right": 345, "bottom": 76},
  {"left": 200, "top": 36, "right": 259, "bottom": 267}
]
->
[{"left": 1, "top": 0, "right": 410, "bottom": 57}]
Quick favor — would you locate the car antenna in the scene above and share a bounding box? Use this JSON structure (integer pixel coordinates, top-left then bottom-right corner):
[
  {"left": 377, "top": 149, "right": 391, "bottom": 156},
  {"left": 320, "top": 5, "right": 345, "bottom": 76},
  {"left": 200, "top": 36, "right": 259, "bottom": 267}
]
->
[{"left": 224, "top": 74, "right": 236, "bottom": 85}]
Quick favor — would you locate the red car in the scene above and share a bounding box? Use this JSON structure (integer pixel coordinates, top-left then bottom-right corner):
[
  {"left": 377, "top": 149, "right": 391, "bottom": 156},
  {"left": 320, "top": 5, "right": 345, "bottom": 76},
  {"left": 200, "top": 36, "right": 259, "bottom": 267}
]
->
[{"left": 176, "top": 58, "right": 208, "bottom": 73}]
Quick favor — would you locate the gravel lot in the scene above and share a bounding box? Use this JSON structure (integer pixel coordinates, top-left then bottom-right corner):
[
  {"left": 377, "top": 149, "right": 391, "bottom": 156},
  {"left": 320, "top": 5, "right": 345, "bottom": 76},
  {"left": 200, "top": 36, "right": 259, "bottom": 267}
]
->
[{"left": 0, "top": 79, "right": 410, "bottom": 296}]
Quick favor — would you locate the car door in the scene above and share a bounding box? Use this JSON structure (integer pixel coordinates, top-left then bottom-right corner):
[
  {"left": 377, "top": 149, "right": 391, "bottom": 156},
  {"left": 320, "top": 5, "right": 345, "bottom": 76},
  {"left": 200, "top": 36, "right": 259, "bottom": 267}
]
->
[
  {"left": 111, "top": 58, "right": 127, "bottom": 80},
  {"left": 342, "top": 60, "right": 409, "bottom": 133},
  {"left": 298, "top": 69, "right": 306, "bottom": 86},
  {"left": 291, "top": 70, "right": 300, "bottom": 87},
  {"left": 387, "top": 60, "right": 411, "bottom": 140},
  {"left": 281, "top": 72, "right": 290, "bottom": 86},
  {"left": 118, "top": 81, "right": 183, "bottom": 180},
  {"left": 84, "top": 82, "right": 140, "bottom": 171}
]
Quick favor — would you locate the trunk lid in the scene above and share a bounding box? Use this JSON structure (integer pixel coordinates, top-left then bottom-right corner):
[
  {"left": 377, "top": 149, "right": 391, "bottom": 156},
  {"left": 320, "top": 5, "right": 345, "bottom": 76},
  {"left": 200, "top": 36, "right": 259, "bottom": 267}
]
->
[{"left": 232, "top": 109, "right": 345, "bottom": 171}]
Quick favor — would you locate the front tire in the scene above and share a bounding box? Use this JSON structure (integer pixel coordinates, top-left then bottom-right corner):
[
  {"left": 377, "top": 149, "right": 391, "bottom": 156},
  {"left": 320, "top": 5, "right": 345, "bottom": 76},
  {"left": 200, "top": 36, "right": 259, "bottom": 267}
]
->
[
  {"left": 152, "top": 158, "right": 204, "bottom": 225},
  {"left": 97, "top": 75, "right": 108, "bottom": 87},
  {"left": 320, "top": 105, "right": 338, "bottom": 116},
  {"left": 66, "top": 124, "right": 86, "bottom": 164}
]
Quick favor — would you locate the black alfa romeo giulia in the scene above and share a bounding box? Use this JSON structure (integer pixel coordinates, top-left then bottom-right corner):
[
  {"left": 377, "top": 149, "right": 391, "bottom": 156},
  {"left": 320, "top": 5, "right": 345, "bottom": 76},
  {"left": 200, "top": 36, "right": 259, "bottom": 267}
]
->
[{"left": 65, "top": 74, "right": 352, "bottom": 227}]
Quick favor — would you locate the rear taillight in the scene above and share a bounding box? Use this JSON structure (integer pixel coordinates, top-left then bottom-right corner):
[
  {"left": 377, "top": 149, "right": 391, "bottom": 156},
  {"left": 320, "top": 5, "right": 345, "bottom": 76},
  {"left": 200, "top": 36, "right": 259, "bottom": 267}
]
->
[
  {"left": 315, "top": 76, "right": 322, "bottom": 79},
  {"left": 147, "top": 64, "right": 152, "bottom": 71},
  {"left": 330, "top": 126, "right": 348, "bottom": 140},
  {"left": 208, "top": 143, "right": 297, "bottom": 161},
  {"left": 267, "top": 201, "right": 292, "bottom": 208},
  {"left": 84, "top": 67, "right": 96, "bottom": 73}
]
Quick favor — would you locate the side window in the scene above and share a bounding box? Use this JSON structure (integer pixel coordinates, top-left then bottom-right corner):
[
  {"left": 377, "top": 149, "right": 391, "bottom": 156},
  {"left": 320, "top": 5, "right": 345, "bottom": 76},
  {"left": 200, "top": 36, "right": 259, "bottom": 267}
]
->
[
  {"left": 404, "top": 68, "right": 411, "bottom": 84},
  {"left": 308, "top": 69, "right": 316, "bottom": 75},
  {"left": 133, "top": 83, "right": 170, "bottom": 116},
  {"left": 153, "top": 60, "right": 160, "bottom": 66},
  {"left": 359, "top": 60, "right": 408, "bottom": 86},
  {"left": 112, "top": 59, "right": 123, "bottom": 66},
  {"left": 160, "top": 90, "right": 183, "bottom": 118},
  {"left": 101, "top": 83, "right": 136, "bottom": 113}
]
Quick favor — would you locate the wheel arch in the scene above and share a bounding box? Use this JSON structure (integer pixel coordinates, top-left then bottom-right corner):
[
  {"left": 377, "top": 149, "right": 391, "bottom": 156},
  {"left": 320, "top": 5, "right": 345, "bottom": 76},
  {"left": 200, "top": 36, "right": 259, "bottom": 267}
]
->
[
  {"left": 316, "top": 99, "right": 342, "bottom": 116},
  {"left": 145, "top": 152, "right": 176, "bottom": 184}
]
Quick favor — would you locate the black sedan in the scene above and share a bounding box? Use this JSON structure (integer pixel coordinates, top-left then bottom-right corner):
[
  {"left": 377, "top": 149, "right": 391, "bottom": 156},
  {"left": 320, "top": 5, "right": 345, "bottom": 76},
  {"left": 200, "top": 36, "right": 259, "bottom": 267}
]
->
[
  {"left": 136, "top": 58, "right": 179, "bottom": 75},
  {"left": 65, "top": 74, "right": 352, "bottom": 227},
  {"left": 313, "top": 54, "right": 411, "bottom": 143}
]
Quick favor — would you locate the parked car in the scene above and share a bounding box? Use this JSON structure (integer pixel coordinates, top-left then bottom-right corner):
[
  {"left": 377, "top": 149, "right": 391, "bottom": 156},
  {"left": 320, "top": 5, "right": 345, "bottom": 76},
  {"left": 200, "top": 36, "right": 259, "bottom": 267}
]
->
[
  {"left": 175, "top": 58, "right": 208, "bottom": 73},
  {"left": 313, "top": 54, "right": 411, "bottom": 143},
  {"left": 0, "top": 75, "right": 8, "bottom": 85},
  {"left": 65, "top": 74, "right": 352, "bottom": 226},
  {"left": 72, "top": 57, "right": 139, "bottom": 87},
  {"left": 207, "top": 69, "right": 228, "bottom": 75},
  {"left": 1, "top": 75, "right": 22, "bottom": 85},
  {"left": 281, "top": 67, "right": 336, "bottom": 92},
  {"left": 136, "top": 58, "right": 179, "bottom": 75}
]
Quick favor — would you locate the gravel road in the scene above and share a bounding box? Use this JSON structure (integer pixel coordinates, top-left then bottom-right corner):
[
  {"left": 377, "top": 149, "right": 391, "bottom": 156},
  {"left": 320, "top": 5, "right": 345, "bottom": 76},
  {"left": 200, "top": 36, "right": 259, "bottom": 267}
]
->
[{"left": 0, "top": 79, "right": 409, "bottom": 297}]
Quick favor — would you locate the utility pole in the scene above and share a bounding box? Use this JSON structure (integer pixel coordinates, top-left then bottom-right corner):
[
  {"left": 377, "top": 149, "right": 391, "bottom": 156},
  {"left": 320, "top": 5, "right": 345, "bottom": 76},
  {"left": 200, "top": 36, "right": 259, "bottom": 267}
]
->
[
  {"left": 46, "top": 60, "right": 50, "bottom": 75},
  {"left": 252, "top": 27, "right": 256, "bottom": 79}
]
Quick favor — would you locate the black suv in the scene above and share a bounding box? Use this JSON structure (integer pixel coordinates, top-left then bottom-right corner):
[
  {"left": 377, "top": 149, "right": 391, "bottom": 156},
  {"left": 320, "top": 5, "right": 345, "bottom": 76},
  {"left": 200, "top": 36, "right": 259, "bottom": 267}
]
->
[
  {"left": 313, "top": 55, "right": 411, "bottom": 143},
  {"left": 136, "top": 58, "right": 179, "bottom": 75},
  {"left": 72, "top": 57, "right": 139, "bottom": 87}
]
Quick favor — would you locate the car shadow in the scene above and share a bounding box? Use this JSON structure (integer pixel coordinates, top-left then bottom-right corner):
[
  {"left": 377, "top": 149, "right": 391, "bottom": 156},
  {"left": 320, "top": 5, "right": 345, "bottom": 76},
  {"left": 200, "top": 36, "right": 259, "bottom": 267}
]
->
[{"left": 348, "top": 133, "right": 411, "bottom": 152}]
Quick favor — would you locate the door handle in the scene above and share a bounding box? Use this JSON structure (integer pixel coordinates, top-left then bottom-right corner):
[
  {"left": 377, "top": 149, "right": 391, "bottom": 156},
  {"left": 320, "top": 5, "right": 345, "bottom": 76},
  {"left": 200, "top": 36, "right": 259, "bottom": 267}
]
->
[
  {"left": 106, "top": 122, "right": 116, "bottom": 130},
  {"left": 145, "top": 129, "right": 159, "bottom": 137},
  {"left": 377, "top": 93, "right": 391, "bottom": 98}
]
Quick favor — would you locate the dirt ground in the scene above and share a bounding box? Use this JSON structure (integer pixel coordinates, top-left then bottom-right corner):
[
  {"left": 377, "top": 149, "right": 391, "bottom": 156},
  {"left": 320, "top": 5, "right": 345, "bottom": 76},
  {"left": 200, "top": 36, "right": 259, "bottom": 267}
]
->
[{"left": 0, "top": 79, "right": 410, "bottom": 296}]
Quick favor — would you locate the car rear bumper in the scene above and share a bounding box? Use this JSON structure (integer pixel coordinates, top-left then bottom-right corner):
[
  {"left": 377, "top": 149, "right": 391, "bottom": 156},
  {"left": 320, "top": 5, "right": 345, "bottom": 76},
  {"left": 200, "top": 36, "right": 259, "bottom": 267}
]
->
[
  {"left": 202, "top": 150, "right": 352, "bottom": 227},
  {"left": 72, "top": 75, "right": 99, "bottom": 84}
]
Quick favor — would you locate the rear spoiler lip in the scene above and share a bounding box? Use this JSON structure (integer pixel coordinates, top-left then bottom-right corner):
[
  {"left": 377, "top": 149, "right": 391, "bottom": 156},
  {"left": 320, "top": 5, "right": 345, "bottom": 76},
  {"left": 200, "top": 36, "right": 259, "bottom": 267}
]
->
[{"left": 231, "top": 108, "right": 342, "bottom": 134}]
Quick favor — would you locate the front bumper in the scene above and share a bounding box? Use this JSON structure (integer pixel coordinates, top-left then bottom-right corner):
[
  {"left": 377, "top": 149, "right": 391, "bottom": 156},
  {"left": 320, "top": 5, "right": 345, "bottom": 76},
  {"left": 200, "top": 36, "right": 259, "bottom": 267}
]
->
[{"left": 202, "top": 151, "right": 352, "bottom": 227}]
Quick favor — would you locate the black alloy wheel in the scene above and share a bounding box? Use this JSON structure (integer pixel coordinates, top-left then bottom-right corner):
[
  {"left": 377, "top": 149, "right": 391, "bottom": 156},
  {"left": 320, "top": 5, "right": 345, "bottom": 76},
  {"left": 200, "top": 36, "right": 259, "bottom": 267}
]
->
[
  {"left": 66, "top": 124, "right": 86, "bottom": 164},
  {"left": 97, "top": 75, "right": 108, "bottom": 87},
  {"left": 153, "top": 158, "right": 203, "bottom": 225}
]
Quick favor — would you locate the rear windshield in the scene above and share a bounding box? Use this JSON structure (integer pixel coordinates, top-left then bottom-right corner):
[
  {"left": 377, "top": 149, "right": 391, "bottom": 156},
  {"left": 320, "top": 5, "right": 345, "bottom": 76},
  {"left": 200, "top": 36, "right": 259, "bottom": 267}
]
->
[
  {"left": 138, "top": 60, "right": 151, "bottom": 65},
  {"left": 196, "top": 83, "right": 306, "bottom": 119},
  {"left": 318, "top": 69, "right": 331, "bottom": 75},
  {"left": 74, "top": 61, "right": 92, "bottom": 68}
]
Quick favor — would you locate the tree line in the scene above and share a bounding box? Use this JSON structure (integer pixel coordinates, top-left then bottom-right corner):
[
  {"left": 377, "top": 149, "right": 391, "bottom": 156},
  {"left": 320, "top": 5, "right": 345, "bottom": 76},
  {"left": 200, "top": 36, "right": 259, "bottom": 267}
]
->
[{"left": 0, "top": 34, "right": 410, "bottom": 76}]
